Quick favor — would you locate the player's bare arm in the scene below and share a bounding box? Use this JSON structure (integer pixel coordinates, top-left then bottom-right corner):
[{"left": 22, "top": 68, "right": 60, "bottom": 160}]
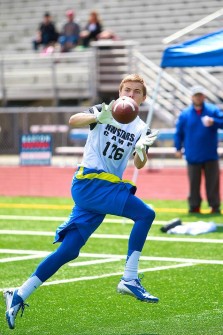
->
[
  {"left": 134, "top": 128, "right": 159, "bottom": 168},
  {"left": 134, "top": 150, "right": 147, "bottom": 169},
  {"left": 69, "top": 113, "right": 97, "bottom": 127}
]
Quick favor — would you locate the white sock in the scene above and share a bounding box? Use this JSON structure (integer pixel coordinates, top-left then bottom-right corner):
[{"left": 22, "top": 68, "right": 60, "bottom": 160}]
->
[
  {"left": 17, "top": 275, "right": 42, "bottom": 301},
  {"left": 123, "top": 251, "right": 141, "bottom": 280}
]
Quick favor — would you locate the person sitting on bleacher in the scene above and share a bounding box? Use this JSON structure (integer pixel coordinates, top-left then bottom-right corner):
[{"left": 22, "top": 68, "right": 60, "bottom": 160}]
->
[
  {"left": 58, "top": 9, "right": 80, "bottom": 52},
  {"left": 80, "top": 10, "right": 103, "bottom": 48},
  {"left": 32, "top": 12, "right": 59, "bottom": 52}
]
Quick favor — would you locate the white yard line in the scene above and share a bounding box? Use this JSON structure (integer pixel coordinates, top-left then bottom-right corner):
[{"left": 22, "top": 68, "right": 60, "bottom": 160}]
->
[
  {"left": 1, "top": 214, "right": 223, "bottom": 228},
  {"left": 1, "top": 248, "right": 223, "bottom": 291},
  {"left": 0, "top": 215, "right": 67, "bottom": 221},
  {"left": 0, "top": 215, "right": 134, "bottom": 224},
  {"left": 1, "top": 249, "right": 223, "bottom": 265},
  {"left": 93, "top": 233, "right": 223, "bottom": 243},
  {"left": 0, "top": 229, "right": 222, "bottom": 243},
  {"left": 0, "top": 214, "right": 168, "bottom": 225},
  {"left": 42, "top": 263, "right": 195, "bottom": 287},
  {"left": 79, "top": 252, "right": 223, "bottom": 265},
  {"left": 0, "top": 230, "right": 55, "bottom": 236},
  {"left": 68, "top": 257, "right": 121, "bottom": 267},
  {"left": 0, "top": 254, "right": 49, "bottom": 263},
  {"left": 0, "top": 217, "right": 222, "bottom": 291},
  {"left": 0, "top": 262, "right": 195, "bottom": 291},
  {"left": 0, "top": 249, "right": 50, "bottom": 255}
]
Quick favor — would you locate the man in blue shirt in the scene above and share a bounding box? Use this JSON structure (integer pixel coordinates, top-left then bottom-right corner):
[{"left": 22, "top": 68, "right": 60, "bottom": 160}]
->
[{"left": 174, "top": 85, "right": 223, "bottom": 214}]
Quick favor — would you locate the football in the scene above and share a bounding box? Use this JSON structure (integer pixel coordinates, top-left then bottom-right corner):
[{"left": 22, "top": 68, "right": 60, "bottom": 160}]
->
[{"left": 112, "top": 96, "right": 139, "bottom": 124}]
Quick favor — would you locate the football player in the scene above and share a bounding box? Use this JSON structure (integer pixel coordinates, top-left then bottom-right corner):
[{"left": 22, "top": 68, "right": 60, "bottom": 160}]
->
[{"left": 4, "top": 74, "right": 159, "bottom": 329}]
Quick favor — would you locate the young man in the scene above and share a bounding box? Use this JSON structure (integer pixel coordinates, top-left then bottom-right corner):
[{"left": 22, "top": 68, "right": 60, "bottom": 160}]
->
[
  {"left": 174, "top": 85, "right": 223, "bottom": 214},
  {"left": 4, "top": 74, "right": 159, "bottom": 330}
]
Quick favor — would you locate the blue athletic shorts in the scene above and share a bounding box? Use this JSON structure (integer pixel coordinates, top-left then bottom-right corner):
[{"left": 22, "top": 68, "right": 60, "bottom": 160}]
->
[{"left": 54, "top": 167, "right": 136, "bottom": 243}]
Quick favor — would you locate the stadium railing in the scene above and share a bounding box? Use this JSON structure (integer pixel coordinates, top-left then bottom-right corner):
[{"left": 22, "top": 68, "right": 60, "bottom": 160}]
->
[
  {"left": 0, "top": 51, "right": 97, "bottom": 106},
  {"left": 54, "top": 128, "right": 223, "bottom": 162}
]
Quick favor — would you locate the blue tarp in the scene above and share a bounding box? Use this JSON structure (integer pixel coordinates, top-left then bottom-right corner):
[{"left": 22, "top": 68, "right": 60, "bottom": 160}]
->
[{"left": 161, "top": 29, "right": 223, "bottom": 68}]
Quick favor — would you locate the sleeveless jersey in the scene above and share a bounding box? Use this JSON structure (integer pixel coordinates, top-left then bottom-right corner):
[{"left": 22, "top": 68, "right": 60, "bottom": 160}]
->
[{"left": 80, "top": 104, "right": 148, "bottom": 178}]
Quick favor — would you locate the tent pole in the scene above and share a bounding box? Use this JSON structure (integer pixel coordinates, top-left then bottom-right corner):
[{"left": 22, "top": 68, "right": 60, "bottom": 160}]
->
[
  {"left": 146, "top": 68, "right": 163, "bottom": 126},
  {"left": 131, "top": 68, "right": 163, "bottom": 184},
  {"left": 122, "top": 68, "right": 163, "bottom": 224}
]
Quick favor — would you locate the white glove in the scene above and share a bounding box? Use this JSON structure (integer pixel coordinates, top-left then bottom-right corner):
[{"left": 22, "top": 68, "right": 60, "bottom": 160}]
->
[
  {"left": 135, "top": 127, "right": 159, "bottom": 161},
  {"left": 95, "top": 100, "right": 120, "bottom": 128}
]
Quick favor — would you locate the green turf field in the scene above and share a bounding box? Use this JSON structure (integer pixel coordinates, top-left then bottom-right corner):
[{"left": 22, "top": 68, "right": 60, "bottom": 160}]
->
[{"left": 0, "top": 196, "right": 222, "bottom": 335}]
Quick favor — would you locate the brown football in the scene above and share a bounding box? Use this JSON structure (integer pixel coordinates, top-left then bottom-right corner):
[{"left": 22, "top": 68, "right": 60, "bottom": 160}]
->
[{"left": 112, "top": 96, "right": 139, "bottom": 124}]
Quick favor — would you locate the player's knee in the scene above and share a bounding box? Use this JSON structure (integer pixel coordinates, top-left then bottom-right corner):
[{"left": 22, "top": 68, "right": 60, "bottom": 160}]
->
[
  {"left": 144, "top": 207, "right": 155, "bottom": 229},
  {"left": 71, "top": 252, "right": 80, "bottom": 262},
  {"left": 135, "top": 205, "right": 155, "bottom": 226},
  {"left": 145, "top": 206, "right": 155, "bottom": 222},
  {"left": 65, "top": 249, "right": 80, "bottom": 262},
  {"left": 57, "top": 245, "right": 80, "bottom": 263},
  {"left": 151, "top": 209, "right": 156, "bottom": 221}
]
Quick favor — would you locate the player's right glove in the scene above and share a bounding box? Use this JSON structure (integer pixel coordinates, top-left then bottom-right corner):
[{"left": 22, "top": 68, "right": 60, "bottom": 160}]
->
[
  {"left": 135, "top": 127, "right": 159, "bottom": 161},
  {"left": 95, "top": 101, "right": 121, "bottom": 128}
]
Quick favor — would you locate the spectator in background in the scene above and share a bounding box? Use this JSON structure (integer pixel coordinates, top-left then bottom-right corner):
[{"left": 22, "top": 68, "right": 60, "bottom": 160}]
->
[
  {"left": 32, "top": 12, "right": 59, "bottom": 51},
  {"left": 97, "top": 29, "right": 119, "bottom": 41},
  {"left": 80, "top": 10, "right": 103, "bottom": 47},
  {"left": 58, "top": 9, "right": 80, "bottom": 52},
  {"left": 174, "top": 85, "right": 223, "bottom": 214}
]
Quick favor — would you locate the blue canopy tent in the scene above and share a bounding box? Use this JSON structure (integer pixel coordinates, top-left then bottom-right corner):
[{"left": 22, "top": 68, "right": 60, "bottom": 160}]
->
[
  {"left": 133, "top": 29, "right": 223, "bottom": 183},
  {"left": 161, "top": 28, "right": 223, "bottom": 68},
  {"left": 146, "top": 28, "right": 223, "bottom": 126}
]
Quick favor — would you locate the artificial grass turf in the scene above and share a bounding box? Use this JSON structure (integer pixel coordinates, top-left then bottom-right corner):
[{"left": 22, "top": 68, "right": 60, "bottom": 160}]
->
[
  {"left": 0, "top": 196, "right": 222, "bottom": 334},
  {"left": 1, "top": 267, "right": 222, "bottom": 335}
]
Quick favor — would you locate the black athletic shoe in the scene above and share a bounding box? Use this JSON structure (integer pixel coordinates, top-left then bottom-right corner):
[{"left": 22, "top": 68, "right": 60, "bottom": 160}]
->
[
  {"left": 211, "top": 208, "right": 221, "bottom": 214},
  {"left": 189, "top": 207, "right": 200, "bottom": 213},
  {"left": 160, "top": 218, "right": 182, "bottom": 233}
]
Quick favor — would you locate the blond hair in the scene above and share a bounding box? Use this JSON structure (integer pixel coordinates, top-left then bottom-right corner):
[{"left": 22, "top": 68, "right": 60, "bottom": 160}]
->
[{"left": 119, "top": 74, "right": 147, "bottom": 96}]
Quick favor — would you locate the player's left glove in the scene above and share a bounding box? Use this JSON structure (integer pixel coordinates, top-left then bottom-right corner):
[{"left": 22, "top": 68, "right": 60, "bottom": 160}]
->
[
  {"left": 95, "top": 100, "right": 121, "bottom": 128},
  {"left": 135, "top": 127, "right": 159, "bottom": 161}
]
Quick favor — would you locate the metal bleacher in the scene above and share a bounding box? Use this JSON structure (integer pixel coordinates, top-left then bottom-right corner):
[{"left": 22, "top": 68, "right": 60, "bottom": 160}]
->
[
  {"left": 0, "top": 51, "right": 95, "bottom": 105},
  {"left": 0, "top": 0, "right": 223, "bottom": 63},
  {"left": 54, "top": 127, "right": 223, "bottom": 162},
  {"left": 0, "top": 0, "right": 223, "bottom": 158}
]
